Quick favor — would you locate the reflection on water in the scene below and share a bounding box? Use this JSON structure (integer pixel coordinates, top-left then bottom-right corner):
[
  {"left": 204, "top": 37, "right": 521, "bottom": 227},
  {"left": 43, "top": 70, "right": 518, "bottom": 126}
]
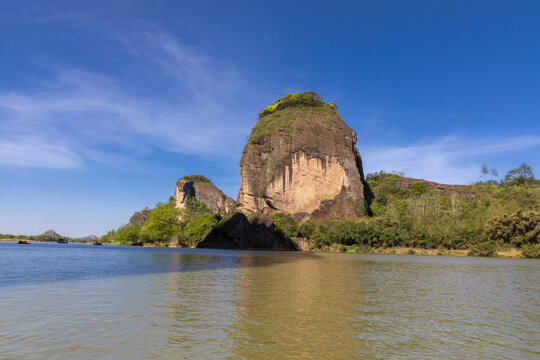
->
[
  {"left": 228, "top": 254, "right": 370, "bottom": 359},
  {"left": 0, "top": 243, "right": 539, "bottom": 359}
]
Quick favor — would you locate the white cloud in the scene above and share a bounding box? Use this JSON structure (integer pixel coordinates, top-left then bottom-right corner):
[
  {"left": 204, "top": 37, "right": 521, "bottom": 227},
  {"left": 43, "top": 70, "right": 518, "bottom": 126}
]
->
[
  {"left": 0, "top": 135, "right": 83, "bottom": 169},
  {"left": 361, "top": 135, "right": 540, "bottom": 184}
]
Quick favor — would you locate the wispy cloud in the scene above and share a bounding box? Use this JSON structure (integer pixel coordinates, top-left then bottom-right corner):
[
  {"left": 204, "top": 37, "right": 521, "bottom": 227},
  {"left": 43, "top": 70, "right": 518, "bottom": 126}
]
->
[
  {"left": 0, "top": 135, "right": 83, "bottom": 169},
  {"left": 361, "top": 135, "right": 540, "bottom": 184},
  {"left": 0, "top": 23, "right": 259, "bottom": 170}
]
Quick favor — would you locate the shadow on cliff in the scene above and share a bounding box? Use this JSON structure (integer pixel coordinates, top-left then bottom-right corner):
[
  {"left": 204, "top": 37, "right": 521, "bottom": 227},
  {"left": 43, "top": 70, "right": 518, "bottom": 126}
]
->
[
  {"left": 197, "top": 212, "right": 298, "bottom": 251},
  {"left": 356, "top": 152, "right": 375, "bottom": 216}
]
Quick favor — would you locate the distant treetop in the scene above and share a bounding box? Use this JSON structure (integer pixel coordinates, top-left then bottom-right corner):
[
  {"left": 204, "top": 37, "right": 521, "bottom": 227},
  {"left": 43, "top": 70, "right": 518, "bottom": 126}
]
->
[
  {"left": 179, "top": 175, "right": 212, "bottom": 184},
  {"left": 259, "top": 92, "right": 337, "bottom": 117}
]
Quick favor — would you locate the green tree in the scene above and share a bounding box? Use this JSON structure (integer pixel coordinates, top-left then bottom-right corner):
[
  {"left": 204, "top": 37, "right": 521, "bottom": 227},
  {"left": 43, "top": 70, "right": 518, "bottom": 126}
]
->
[
  {"left": 481, "top": 164, "right": 489, "bottom": 182},
  {"left": 411, "top": 181, "right": 428, "bottom": 195},
  {"left": 140, "top": 201, "right": 181, "bottom": 243},
  {"left": 504, "top": 163, "right": 534, "bottom": 185},
  {"left": 180, "top": 213, "right": 221, "bottom": 247},
  {"left": 115, "top": 225, "right": 141, "bottom": 245}
]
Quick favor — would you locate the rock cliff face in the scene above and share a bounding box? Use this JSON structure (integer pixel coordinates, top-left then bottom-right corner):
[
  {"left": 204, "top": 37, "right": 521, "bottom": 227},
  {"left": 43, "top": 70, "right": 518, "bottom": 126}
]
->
[
  {"left": 125, "top": 208, "right": 150, "bottom": 227},
  {"left": 237, "top": 93, "right": 371, "bottom": 222},
  {"left": 196, "top": 212, "right": 296, "bottom": 250},
  {"left": 175, "top": 176, "right": 235, "bottom": 215}
]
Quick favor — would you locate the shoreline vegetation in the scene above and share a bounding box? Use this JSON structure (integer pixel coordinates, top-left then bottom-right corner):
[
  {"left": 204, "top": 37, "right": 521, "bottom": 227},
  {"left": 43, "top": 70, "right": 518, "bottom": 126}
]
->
[{"left": 97, "top": 166, "right": 540, "bottom": 259}]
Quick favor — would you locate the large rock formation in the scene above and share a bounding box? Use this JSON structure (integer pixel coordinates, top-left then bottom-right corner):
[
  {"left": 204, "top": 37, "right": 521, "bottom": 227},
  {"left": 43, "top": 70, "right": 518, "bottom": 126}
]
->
[
  {"left": 237, "top": 92, "right": 371, "bottom": 222},
  {"left": 175, "top": 175, "right": 236, "bottom": 216},
  {"left": 196, "top": 212, "right": 296, "bottom": 250}
]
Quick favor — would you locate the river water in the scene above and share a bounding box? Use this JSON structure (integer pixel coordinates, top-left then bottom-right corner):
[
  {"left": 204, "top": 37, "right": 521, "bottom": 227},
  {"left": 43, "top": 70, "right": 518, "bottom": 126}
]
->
[{"left": 0, "top": 242, "right": 538, "bottom": 359}]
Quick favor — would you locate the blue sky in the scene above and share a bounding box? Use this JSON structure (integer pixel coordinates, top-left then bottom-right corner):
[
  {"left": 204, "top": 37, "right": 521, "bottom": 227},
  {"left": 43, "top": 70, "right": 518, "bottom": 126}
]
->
[{"left": 1, "top": 0, "right": 539, "bottom": 237}]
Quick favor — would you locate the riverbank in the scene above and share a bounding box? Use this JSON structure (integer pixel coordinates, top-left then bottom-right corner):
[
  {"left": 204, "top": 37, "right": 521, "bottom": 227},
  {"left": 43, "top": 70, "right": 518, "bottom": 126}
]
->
[
  {"left": 320, "top": 245, "right": 528, "bottom": 258},
  {"left": 120, "top": 240, "right": 534, "bottom": 258},
  {"left": 4, "top": 237, "right": 536, "bottom": 258}
]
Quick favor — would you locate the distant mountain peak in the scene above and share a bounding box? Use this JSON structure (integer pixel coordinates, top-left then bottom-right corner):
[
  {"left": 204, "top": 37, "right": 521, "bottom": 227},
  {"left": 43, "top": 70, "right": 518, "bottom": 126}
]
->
[{"left": 43, "top": 229, "right": 61, "bottom": 237}]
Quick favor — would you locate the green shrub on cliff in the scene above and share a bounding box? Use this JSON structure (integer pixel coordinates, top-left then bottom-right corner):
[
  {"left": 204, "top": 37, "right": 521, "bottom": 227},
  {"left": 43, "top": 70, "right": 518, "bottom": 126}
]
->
[
  {"left": 184, "top": 198, "right": 213, "bottom": 219},
  {"left": 178, "top": 175, "right": 212, "bottom": 184},
  {"left": 259, "top": 92, "right": 335, "bottom": 117}
]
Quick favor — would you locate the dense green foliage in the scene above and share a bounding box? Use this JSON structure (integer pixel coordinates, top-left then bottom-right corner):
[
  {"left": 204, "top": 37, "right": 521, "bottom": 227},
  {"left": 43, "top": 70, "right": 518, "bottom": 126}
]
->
[
  {"left": 293, "top": 168, "right": 539, "bottom": 257},
  {"left": 180, "top": 213, "right": 221, "bottom": 247},
  {"left": 468, "top": 241, "right": 497, "bottom": 257},
  {"left": 101, "top": 200, "right": 180, "bottom": 246},
  {"left": 485, "top": 211, "right": 539, "bottom": 247},
  {"left": 411, "top": 181, "right": 428, "bottom": 194},
  {"left": 521, "top": 244, "right": 540, "bottom": 258},
  {"left": 259, "top": 92, "right": 336, "bottom": 117},
  {"left": 139, "top": 201, "right": 181, "bottom": 243},
  {"left": 101, "top": 198, "right": 218, "bottom": 246}
]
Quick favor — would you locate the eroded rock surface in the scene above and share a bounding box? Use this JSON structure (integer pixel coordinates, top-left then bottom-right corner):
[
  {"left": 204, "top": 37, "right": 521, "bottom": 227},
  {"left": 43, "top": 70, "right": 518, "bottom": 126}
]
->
[
  {"left": 175, "top": 177, "right": 235, "bottom": 215},
  {"left": 125, "top": 208, "right": 150, "bottom": 228},
  {"left": 237, "top": 103, "right": 371, "bottom": 222}
]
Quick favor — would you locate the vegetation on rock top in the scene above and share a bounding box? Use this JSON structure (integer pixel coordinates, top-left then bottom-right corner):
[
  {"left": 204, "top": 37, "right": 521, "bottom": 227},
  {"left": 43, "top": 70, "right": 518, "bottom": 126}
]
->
[
  {"left": 259, "top": 91, "right": 337, "bottom": 118},
  {"left": 177, "top": 175, "right": 212, "bottom": 186},
  {"left": 249, "top": 100, "right": 342, "bottom": 145}
]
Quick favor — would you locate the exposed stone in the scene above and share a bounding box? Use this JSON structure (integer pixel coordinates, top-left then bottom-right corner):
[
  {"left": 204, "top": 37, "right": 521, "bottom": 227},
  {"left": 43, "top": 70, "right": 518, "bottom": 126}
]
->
[
  {"left": 291, "top": 237, "right": 310, "bottom": 251},
  {"left": 175, "top": 177, "right": 235, "bottom": 216},
  {"left": 125, "top": 208, "right": 150, "bottom": 228},
  {"left": 237, "top": 97, "right": 371, "bottom": 222},
  {"left": 196, "top": 212, "right": 296, "bottom": 250}
]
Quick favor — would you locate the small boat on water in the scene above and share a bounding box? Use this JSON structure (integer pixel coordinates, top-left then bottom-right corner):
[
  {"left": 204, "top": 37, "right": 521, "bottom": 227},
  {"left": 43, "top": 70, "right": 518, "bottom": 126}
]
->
[
  {"left": 93, "top": 240, "right": 103, "bottom": 245},
  {"left": 18, "top": 240, "right": 30, "bottom": 244},
  {"left": 57, "top": 239, "right": 68, "bottom": 244}
]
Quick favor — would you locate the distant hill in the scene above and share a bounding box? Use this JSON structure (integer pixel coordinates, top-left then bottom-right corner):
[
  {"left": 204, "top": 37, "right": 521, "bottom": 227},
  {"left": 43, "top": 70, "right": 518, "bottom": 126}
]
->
[
  {"left": 81, "top": 235, "right": 99, "bottom": 241},
  {"left": 43, "top": 229, "right": 61, "bottom": 238}
]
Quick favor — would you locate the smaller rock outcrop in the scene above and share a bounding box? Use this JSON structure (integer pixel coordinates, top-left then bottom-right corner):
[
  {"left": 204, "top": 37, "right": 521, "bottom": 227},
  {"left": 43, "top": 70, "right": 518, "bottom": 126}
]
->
[
  {"left": 175, "top": 175, "right": 235, "bottom": 216},
  {"left": 125, "top": 207, "right": 150, "bottom": 228},
  {"left": 196, "top": 212, "right": 295, "bottom": 250},
  {"left": 291, "top": 237, "right": 310, "bottom": 251}
]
